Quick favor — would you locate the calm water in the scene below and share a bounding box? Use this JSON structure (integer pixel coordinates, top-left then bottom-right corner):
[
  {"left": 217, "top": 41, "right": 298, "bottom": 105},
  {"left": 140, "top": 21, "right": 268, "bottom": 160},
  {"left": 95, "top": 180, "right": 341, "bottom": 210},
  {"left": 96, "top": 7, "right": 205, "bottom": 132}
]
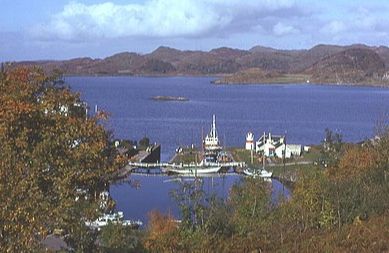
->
[{"left": 66, "top": 76, "right": 389, "bottom": 222}]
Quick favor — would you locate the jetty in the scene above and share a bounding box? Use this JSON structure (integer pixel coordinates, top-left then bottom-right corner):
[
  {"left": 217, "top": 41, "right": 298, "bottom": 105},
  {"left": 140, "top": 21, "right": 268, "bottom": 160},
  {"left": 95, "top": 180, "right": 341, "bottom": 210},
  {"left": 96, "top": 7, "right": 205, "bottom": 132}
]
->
[{"left": 127, "top": 161, "right": 245, "bottom": 171}]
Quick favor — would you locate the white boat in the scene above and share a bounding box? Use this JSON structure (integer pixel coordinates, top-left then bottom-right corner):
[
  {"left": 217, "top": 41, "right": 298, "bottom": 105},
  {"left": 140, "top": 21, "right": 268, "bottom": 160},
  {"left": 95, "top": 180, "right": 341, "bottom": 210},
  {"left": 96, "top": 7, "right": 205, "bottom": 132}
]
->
[
  {"left": 243, "top": 168, "right": 273, "bottom": 178},
  {"left": 85, "top": 211, "right": 142, "bottom": 231},
  {"left": 167, "top": 160, "right": 222, "bottom": 175},
  {"left": 168, "top": 165, "right": 222, "bottom": 175}
]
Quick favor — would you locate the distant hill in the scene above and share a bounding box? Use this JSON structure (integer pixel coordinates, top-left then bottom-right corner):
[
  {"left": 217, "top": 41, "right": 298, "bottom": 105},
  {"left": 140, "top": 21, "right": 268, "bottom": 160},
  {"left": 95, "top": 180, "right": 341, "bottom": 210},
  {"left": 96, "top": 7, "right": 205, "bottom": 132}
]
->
[
  {"left": 10, "top": 44, "right": 389, "bottom": 85},
  {"left": 306, "top": 48, "right": 386, "bottom": 84}
]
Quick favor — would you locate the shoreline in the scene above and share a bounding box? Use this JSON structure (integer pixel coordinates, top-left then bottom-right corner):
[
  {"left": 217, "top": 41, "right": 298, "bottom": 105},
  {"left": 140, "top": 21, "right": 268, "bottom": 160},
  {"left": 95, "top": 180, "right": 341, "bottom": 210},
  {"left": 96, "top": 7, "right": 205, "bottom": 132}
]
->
[
  {"left": 214, "top": 81, "right": 389, "bottom": 88},
  {"left": 62, "top": 74, "right": 389, "bottom": 88}
]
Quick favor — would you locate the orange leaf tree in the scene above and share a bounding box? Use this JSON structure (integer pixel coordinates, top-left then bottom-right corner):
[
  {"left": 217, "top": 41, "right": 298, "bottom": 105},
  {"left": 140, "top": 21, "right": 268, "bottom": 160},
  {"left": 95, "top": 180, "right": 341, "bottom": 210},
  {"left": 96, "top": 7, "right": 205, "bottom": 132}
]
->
[{"left": 0, "top": 67, "right": 119, "bottom": 251}]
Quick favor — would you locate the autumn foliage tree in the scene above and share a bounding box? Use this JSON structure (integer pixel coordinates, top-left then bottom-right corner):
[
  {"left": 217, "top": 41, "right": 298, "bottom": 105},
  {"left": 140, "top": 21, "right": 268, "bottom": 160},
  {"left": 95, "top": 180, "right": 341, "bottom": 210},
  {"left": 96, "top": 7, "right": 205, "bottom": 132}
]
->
[
  {"left": 144, "top": 210, "right": 179, "bottom": 252},
  {"left": 0, "top": 67, "right": 120, "bottom": 251}
]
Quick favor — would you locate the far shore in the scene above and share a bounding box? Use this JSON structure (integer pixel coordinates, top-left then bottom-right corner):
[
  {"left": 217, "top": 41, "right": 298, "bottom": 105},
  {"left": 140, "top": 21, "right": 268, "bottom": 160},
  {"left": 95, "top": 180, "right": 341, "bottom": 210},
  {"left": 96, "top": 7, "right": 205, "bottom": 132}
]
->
[{"left": 62, "top": 74, "right": 389, "bottom": 88}]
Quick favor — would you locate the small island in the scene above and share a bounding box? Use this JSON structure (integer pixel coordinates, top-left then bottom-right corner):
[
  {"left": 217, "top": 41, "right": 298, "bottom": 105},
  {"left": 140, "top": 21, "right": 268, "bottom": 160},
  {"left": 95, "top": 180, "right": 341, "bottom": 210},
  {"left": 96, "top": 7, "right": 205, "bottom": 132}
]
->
[{"left": 151, "top": 95, "right": 189, "bottom": 102}]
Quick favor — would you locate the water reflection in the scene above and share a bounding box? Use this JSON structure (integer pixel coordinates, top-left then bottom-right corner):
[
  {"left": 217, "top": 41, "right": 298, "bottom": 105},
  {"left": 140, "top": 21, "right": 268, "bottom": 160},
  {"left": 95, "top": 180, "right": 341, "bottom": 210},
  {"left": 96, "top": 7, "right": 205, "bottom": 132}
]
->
[{"left": 110, "top": 173, "right": 290, "bottom": 224}]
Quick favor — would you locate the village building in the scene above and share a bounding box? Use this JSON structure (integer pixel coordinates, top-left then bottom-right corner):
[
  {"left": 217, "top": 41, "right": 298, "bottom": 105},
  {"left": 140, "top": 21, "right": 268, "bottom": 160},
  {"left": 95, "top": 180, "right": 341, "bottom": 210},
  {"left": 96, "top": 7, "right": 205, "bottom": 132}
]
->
[
  {"left": 252, "top": 132, "right": 302, "bottom": 158},
  {"left": 275, "top": 144, "right": 302, "bottom": 158}
]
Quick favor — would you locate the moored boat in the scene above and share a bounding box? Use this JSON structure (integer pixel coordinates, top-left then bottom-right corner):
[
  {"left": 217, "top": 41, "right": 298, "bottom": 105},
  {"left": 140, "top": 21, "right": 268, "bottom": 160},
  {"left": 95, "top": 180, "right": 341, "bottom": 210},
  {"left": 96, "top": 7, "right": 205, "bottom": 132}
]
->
[
  {"left": 85, "top": 211, "right": 142, "bottom": 231},
  {"left": 167, "top": 162, "right": 222, "bottom": 175},
  {"left": 243, "top": 167, "right": 273, "bottom": 178}
]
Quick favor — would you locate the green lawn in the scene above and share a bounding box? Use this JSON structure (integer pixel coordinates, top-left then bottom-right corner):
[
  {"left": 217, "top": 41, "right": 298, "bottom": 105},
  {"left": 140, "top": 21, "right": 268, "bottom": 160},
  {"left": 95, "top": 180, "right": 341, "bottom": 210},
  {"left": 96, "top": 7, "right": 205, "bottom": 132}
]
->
[
  {"left": 268, "top": 164, "right": 316, "bottom": 178},
  {"left": 229, "top": 148, "right": 262, "bottom": 167}
]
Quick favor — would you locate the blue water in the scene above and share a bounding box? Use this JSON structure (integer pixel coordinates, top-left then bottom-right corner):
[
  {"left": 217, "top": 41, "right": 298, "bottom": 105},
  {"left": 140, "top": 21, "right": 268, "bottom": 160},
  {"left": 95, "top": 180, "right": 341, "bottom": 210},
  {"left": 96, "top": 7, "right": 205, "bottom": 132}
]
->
[
  {"left": 66, "top": 76, "right": 389, "bottom": 222},
  {"left": 110, "top": 174, "right": 243, "bottom": 222}
]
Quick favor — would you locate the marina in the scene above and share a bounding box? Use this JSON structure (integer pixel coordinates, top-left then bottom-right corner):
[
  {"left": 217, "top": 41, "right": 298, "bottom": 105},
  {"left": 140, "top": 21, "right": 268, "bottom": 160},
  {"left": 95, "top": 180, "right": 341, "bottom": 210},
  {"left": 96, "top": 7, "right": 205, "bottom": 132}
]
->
[
  {"left": 67, "top": 76, "right": 389, "bottom": 224},
  {"left": 124, "top": 114, "right": 246, "bottom": 177}
]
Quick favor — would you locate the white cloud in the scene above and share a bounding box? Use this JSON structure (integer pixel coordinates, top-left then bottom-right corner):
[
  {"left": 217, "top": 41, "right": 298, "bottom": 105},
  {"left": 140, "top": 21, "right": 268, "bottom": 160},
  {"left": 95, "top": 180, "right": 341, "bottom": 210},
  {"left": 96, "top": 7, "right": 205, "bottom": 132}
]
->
[
  {"left": 273, "top": 22, "right": 299, "bottom": 36},
  {"left": 321, "top": 20, "right": 347, "bottom": 35},
  {"left": 30, "top": 0, "right": 299, "bottom": 41}
]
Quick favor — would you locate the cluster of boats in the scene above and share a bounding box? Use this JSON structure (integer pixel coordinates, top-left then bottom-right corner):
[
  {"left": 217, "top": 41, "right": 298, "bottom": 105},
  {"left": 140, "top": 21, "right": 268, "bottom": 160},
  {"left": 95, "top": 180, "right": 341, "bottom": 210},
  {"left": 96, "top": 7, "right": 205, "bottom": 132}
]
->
[
  {"left": 128, "top": 114, "right": 274, "bottom": 178},
  {"left": 166, "top": 115, "right": 272, "bottom": 178},
  {"left": 165, "top": 160, "right": 272, "bottom": 178},
  {"left": 85, "top": 211, "right": 143, "bottom": 231}
]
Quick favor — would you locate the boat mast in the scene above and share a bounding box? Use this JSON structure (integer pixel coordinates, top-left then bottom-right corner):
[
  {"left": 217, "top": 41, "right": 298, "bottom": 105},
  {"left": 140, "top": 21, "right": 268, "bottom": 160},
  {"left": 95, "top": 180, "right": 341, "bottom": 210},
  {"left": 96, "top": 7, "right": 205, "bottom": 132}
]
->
[{"left": 200, "top": 126, "right": 204, "bottom": 163}]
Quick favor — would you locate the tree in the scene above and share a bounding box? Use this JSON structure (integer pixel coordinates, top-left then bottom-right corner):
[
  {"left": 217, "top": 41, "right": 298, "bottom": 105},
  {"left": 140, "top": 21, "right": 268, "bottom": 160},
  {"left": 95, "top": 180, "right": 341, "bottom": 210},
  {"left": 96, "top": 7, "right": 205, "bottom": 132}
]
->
[
  {"left": 326, "top": 143, "right": 388, "bottom": 227},
  {"left": 291, "top": 169, "right": 336, "bottom": 230},
  {"left": 144, "top": 210, "right": 179, "bottom": 252},
  {"left": 320, "top": 128, "right": 343, "bottom": 167},
  {"left": 331, "top": 145, "right": 378, "bottom": 181},
  {"left": 138, "top": 136, "right": 150, "bottom": 149},
  {"left": 99, "top": 222, "right": 144, "bottom": 253},
  {"left": 0, "top": 67, "right": 120, "bottom": 251}
]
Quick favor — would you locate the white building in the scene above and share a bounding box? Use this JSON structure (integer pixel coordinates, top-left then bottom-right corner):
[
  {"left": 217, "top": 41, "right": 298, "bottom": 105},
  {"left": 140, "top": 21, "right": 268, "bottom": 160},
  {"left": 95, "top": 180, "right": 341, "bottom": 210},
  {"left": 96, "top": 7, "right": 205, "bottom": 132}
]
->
[
  {"left": 245, "top": 132, "right": 255, "bottom": 150},
  {"left": 255, "top": 132, "right": 301, "bottom": 158},
  {"left": 256, "top": 132, "right": 284, "bottom": 157},
  {"left": 204, "top": 115, "right": 222, "bottom": 151},
  {"left": 275, "top": 144, "right": 302, "bottom": 158}
]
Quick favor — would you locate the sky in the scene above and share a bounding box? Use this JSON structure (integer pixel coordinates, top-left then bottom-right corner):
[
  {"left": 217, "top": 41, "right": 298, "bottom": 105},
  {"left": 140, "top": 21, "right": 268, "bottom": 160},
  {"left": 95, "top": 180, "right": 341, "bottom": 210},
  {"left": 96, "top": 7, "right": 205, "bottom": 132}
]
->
[{"left": 1, "top": 0, "right": 389, "bottom": 61}]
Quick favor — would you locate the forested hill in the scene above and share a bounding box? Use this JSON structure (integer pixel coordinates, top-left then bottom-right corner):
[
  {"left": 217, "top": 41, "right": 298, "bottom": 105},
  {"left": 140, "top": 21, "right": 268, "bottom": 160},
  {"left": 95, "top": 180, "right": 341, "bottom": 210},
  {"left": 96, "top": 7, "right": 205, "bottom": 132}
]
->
[{"left": 11, "top": 44, "right": 389, "bottom": 85}]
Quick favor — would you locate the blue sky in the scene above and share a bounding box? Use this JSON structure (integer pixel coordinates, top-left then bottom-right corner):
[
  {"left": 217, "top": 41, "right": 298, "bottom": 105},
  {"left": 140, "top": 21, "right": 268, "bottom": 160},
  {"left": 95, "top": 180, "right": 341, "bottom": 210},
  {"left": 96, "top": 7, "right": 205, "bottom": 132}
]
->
[{"left": 1, "top": 0, "right": 388, "bottom": 61}]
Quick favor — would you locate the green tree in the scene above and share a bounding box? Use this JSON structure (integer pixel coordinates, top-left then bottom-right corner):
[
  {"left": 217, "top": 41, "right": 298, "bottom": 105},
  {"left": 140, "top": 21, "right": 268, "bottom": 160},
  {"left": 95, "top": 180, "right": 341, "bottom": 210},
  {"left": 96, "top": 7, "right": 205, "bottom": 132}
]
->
[
  {"left": 320, "top": 128, "right": 343, "bottom": 167},
  {"left": 99, "top": 222, "right": 144, "bottom": 253},
  {"left": 170, "top": 179, "right": 207, "bottom": 230},
  {"left": 0, "top": 67, "right": 120, "bottom": 251},
  {"left": 138, "top": 136, "right": 150, "bottom": 150}
]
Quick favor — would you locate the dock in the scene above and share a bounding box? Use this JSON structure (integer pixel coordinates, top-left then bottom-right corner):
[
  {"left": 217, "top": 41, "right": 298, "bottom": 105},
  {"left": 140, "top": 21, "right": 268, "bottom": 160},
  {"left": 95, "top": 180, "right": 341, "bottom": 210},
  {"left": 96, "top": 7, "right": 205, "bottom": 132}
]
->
[{"left": 127, "top": 161, "right": 246, "bottom": 170}]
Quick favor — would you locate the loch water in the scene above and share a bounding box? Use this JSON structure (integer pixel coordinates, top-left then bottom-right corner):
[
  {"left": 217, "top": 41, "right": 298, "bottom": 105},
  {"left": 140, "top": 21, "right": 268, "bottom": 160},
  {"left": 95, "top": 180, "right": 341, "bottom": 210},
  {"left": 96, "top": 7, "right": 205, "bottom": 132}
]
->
[{"left": 67, "top": 76, "right": 389, "bottom": 222}]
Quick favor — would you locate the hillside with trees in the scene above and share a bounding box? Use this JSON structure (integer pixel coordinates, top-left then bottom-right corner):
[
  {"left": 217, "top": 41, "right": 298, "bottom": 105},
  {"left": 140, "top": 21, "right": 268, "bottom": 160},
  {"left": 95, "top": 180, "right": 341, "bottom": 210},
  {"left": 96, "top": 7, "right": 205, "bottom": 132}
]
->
[{"left": 10, "top": 44, "right": 389, "bottom": 86}]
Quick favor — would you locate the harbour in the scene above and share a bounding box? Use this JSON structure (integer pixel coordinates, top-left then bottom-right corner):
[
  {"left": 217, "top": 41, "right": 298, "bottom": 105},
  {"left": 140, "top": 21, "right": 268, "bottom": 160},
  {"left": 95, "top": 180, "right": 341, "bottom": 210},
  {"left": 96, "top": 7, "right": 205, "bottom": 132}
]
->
[
  {"left": 3, "top": 2, "right": 389, "bottom": 250},
  {"left": 66, "top": 76, "right": 389, "bottom": 225}
]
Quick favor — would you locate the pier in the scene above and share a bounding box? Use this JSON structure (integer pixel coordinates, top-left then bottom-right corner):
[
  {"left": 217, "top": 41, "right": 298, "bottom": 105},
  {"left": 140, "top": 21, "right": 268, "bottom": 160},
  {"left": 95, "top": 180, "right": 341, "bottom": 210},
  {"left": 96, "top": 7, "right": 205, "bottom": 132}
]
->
[
  {"left": 127, "top": 161, "right": 246, "bottom": 171},
  {"left": 129, "top": 171, "right": 238, "bottom": 177}
]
